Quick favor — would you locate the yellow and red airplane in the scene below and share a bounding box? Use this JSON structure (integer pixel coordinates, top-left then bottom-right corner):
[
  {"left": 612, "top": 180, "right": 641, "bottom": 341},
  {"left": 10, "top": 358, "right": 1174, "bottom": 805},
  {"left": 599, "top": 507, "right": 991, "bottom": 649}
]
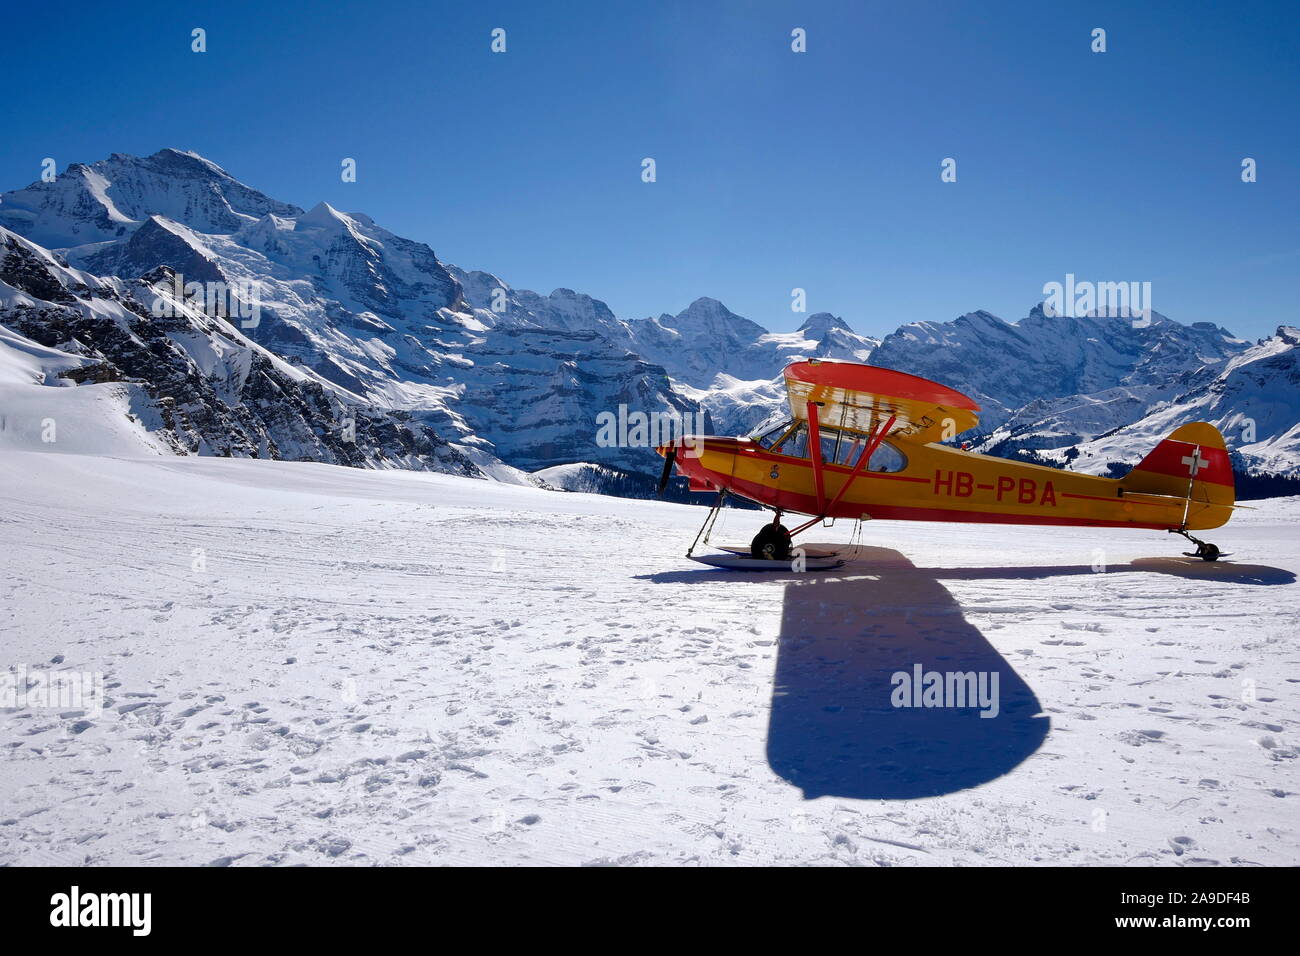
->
[{"left": 656, "top": 359, "right": 1235, "bottom": 563}]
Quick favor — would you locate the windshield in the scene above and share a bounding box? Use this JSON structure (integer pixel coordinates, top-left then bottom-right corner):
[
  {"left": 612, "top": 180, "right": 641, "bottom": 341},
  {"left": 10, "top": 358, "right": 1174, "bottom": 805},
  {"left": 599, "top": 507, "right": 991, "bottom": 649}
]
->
[
  {"left": 750, "top": 411, "right": 792, "bottom": 443},
  {"left": 752, "top": 416, "right": 795, "bottom": 449},
  {"left": 761, "top": 423, "right": 909, "bottom": 473}
]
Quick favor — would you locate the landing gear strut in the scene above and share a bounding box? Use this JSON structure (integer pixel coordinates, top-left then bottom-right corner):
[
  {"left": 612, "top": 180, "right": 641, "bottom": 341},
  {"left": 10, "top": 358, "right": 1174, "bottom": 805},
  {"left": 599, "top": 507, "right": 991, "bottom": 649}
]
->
[
  {"left": 687, "top": 489, "right": 727, "bottom": 558},
  {"left": 1171, "top": 528, "right": 1220, "bottom": 562}
]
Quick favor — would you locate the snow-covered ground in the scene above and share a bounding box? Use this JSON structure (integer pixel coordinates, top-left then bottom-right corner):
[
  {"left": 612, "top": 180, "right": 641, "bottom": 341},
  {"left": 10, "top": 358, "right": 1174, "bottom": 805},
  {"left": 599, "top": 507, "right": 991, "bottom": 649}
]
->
[{"left": 1, "top": 451, "right": 1297, "bottom": 866}]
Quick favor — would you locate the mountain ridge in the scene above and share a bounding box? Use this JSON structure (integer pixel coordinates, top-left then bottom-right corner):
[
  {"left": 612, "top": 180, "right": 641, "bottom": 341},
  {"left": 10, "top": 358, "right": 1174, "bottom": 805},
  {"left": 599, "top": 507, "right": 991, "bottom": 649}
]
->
[{"left": 2, "top": 147, "right": 1295, "bottom": 486}]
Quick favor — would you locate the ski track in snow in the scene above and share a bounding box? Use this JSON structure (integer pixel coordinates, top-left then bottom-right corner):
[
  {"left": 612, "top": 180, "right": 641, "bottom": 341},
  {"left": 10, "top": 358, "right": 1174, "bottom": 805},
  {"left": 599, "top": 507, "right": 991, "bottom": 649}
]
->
[{"left": 1, "top": 451, "right": 1297, "bottom": 867}]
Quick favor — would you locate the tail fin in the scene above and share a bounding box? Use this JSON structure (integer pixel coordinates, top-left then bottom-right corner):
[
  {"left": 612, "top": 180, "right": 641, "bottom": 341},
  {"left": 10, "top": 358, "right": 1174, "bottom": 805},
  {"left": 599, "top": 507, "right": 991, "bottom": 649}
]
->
[{"left": 1122, "top": 422, "right": 1235, "bottom": 530}]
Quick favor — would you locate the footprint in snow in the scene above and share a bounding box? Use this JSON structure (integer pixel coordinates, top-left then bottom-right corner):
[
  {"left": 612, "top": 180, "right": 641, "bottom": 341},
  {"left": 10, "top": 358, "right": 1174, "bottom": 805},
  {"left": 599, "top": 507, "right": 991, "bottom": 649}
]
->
[
  {"left": 1119, "top": 729, "right": 1166, "bottom": 746},
  {"left": 1167, "top": 835, "right": 1196, "bottom": 855}
]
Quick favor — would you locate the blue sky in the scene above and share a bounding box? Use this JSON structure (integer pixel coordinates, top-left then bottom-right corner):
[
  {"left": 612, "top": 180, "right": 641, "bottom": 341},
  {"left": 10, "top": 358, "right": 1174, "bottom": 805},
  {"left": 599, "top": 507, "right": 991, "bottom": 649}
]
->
[{"left": 3, "top": 0, "right": 1297, "bottom": 339}]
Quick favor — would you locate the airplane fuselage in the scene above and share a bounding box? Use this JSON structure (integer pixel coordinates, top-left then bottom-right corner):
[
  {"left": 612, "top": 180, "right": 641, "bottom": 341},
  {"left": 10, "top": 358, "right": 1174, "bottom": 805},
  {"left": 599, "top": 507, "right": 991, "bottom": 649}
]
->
[{"left": 666, "top": 436, "right": 1230, "bottom": 532}]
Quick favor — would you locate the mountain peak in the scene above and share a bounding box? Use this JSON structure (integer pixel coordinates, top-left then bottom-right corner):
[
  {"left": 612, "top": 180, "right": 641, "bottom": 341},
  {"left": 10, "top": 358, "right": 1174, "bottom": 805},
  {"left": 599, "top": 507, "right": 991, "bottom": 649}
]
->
[
  {"left": 679, "top": 296, "right": 734, "bottom": 318},
  {"left": 299, "top": 201, "right": 347, "bottom": 227},
  {"left": 0, "top": 148, "right": 302, "bottom": 247},
  {"left": 957, "top": 309, "right": 1006, "bottom": 325},
  {"left": 149, "top": 147, "right": 228, "bottom": 170},
  {"left": 798, "top": 311, "right": 854, "bottom": 336},
  {"left": 668, "top": 297, "right": 770, "bottom": 340},
  {"left": 1025, "top": 300, "right": 1181, "bottom": 328},
  {"left": 96, "top": 148, "right": 239, "bottom": 183}
]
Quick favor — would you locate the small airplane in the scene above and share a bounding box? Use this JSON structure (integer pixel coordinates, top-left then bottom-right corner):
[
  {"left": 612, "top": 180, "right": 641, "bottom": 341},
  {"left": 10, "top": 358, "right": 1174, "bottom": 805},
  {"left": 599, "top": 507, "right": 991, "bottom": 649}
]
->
[{"left": 656, "top": 359, "right": 1236, "bottom": 566}]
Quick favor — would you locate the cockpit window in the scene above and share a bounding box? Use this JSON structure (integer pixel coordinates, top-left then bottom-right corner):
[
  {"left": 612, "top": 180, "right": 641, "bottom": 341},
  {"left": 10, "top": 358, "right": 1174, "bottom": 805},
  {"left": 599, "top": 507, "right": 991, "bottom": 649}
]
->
[
  {"left": 754, "top": 418, "right": 795, "bottom": 450},
  {"left": 775, "top": 423, "right": 808, "bottom": 459},
  {"left": 753, "top": 417, "right": 791, "bottom": 448},
  {"left": 766, "top": 423, "right": 908, "bottom": 473},
  {"left": 822, "top": 431, "right": 857, "bottom": 466},
  {"left": 866, "top": 440, "right": 907, "bottom": 473},
  {"left": 827, "top": 429, "right": 907, "bottom": 471},
  {"left": 756, "top": 420, "right": 908, "bottom": 473}
]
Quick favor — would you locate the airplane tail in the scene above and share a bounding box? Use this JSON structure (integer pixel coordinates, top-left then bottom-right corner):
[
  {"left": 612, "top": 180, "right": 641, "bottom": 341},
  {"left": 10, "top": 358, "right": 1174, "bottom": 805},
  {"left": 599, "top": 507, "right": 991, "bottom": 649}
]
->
[{"left": 1121, "top": 422, "right": 1235, "bottom": 530}]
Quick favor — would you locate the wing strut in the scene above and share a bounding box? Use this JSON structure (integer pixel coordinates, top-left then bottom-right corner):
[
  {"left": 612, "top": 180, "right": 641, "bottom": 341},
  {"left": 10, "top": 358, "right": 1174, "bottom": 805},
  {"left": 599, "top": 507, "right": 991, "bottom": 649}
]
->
[{"left": 805, "top": 401, "right": 827, "bottom": 512}]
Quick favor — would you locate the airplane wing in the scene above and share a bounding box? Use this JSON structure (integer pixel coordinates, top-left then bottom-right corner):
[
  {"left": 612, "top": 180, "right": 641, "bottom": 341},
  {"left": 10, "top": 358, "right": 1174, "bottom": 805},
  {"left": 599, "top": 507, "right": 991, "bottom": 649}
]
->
[{"left": 783, "top": 359, "right": 981, "bottom": 443}]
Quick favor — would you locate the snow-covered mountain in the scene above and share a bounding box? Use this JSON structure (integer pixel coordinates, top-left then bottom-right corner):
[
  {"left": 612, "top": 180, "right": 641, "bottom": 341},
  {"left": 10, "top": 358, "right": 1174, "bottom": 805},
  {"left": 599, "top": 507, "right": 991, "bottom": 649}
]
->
[
  {"left": 624, "top": 302, "right": 880, "bottom": 435},
  {"left": 0, "top": 148, "right": 302, "bottom": 249},
  {"left": 871, "top": 305, "right": 1250, "bottom": 430},
  {"left": 3, "top": 152, "right": 712, "bottom": 473},
  {"left": 1052, "top": 327, "right": 1300, "bottom": 475},
  {"left": 447, "top": 271, "right": 878, "bottom": 389},
  {"left": 449, "top": 267, "right": 881, "bottom": 439},
  {"left": 625, "top": 299, "right": 878, "bottom": 389},
  {"left": 0, "top": 149, "right": 881, "bottom": 475},
  {"left": 970, "top": 324, "right": 1300, "bottom": 481},
  {"left": 2, "top": 147, "right": 1296, "bottom": 485},
  {"left": 0, "top": 226, "right": 479, "bottom": 474}
]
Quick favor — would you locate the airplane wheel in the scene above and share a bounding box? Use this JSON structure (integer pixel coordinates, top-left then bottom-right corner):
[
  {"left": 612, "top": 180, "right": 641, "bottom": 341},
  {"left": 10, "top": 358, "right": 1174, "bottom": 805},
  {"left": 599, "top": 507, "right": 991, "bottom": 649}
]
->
[
  {"left": 1197, "top": 542, "right": 1220, "bottom": 562},
  {"left": 751, "top": 524, "right": 792, "bottom": 561}
]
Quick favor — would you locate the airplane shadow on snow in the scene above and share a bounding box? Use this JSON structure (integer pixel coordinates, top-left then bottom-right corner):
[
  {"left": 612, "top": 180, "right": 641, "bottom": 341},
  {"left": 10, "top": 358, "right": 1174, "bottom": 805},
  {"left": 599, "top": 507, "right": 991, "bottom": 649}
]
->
[{"left": 641, "top": 547, "right": 1294, "bottom": 800}]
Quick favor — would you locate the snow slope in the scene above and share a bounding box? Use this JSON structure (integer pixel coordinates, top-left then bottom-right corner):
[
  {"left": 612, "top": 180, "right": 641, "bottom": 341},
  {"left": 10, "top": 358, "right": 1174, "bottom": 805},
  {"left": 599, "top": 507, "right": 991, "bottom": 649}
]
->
[
  {"left": 0, "top": 324, "right": 170, "bottom": 455},
  {"left": 1, "top": 452, "right": 1296, "bottom": 866}
]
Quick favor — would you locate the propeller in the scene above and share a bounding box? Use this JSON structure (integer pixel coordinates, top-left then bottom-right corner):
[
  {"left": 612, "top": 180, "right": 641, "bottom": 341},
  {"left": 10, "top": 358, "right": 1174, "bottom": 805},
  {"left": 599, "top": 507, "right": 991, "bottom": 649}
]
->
[{"left": 656, "top": 446, "right": 678, "bottom": 496}]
